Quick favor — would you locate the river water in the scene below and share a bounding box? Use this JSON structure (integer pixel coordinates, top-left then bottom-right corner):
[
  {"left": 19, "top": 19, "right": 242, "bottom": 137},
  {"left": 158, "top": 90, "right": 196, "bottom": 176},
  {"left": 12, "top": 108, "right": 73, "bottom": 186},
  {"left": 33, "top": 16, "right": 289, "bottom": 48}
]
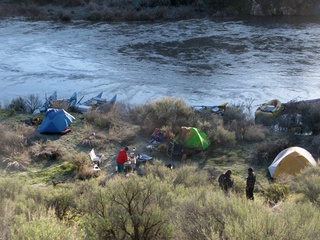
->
[{"left": 1, "top": 16, "right": 320, "bottom": 112}]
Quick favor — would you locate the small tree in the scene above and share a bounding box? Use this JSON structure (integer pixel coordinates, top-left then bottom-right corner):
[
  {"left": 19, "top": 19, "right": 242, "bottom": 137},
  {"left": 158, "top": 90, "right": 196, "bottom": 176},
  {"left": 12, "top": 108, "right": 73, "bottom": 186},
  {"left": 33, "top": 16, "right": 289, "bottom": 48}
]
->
[
  {"left": 25, "top": 94, "right": 42, "bottom": 113},
  {"left": 8, "top": 97, "right": 26, "bottom": 112}
]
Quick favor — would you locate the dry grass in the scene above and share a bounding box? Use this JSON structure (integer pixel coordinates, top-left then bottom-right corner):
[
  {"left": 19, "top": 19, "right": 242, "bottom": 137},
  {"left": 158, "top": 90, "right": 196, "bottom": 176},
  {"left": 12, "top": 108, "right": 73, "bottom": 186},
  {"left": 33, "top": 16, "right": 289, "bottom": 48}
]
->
[
  {"left": 0, "top": 122, "right": 35, "bottom": 169},
  {"left": 30, "top": 141, "right": 64, "bottom": 161},
  {"left": 81, "top": 131, "right": 108, "bottom": 148}
]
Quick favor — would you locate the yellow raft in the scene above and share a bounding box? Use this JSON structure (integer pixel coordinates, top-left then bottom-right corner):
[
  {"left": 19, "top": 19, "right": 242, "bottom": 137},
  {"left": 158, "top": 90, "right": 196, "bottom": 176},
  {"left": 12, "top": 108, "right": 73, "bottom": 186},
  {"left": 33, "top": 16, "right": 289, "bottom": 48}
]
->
[{"left": 255, "top": 99, "right": 282, "bottom": 119}]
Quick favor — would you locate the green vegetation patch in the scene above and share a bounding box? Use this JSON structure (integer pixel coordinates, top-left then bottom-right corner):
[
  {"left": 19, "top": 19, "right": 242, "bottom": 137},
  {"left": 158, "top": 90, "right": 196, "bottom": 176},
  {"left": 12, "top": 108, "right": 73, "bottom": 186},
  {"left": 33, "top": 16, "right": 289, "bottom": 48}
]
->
[{"left": 27, "top": 162, "right": 75, "bottom": 184}]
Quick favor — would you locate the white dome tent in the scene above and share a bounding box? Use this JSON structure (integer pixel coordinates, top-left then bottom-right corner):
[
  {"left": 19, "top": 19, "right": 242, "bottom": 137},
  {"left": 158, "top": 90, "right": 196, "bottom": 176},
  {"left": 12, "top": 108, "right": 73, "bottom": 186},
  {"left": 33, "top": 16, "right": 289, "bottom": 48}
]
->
[{"left": 268, "top": 146, "right": 317, "bottom": 179}]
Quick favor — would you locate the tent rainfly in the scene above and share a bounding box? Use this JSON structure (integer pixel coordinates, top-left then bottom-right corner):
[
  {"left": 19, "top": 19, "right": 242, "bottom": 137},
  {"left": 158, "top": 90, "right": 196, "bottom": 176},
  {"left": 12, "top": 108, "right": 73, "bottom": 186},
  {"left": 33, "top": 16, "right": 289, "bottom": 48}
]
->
[
  {"left": 36, "top": 108, "right": 75, "bottom": 134},
  {"left": 268, "top": 146, "right": 317, "bottom": 178},
  {"left": 176, "top": 126, "right": 210, "bottom": 150}
]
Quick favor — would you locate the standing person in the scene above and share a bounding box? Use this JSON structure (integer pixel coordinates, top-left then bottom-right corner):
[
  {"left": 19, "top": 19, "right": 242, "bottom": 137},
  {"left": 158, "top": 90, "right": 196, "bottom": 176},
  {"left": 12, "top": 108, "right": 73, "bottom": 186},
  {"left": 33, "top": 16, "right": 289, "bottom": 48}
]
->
[
  {"left": 218, "top": 170, "right": 234, "bottom": 193},
  {"left": 246, "top": 167, "right": 256, "bottom": 200},
  {"left": 116, "top": 147, "right": 129, "bottom": 173}
]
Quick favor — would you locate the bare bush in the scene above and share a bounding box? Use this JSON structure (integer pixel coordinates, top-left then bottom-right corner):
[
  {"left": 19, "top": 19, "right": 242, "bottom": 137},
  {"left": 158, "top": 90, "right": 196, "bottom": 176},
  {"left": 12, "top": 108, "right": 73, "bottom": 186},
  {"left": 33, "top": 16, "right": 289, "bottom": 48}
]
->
[{"left": 24, "top": 94, "right": 42, "bottom": 113}]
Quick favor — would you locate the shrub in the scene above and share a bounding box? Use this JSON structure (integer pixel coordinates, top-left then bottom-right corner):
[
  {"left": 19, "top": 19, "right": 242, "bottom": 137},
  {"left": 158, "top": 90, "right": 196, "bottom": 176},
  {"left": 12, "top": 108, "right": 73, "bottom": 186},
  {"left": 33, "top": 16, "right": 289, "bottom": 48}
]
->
[
  {"left": 279, "top": 101, "right": 320, "bottom": 134},
  {"left": 264, "top": 183, "right": 289, "bottom": 204},
  {"left": 255, "top": 114, "right": 279, "bottom": 128},
  {"left": 32, "top": 142, "right": 64, "bottom": 161},
  {"left": 45, "top": 187, "right": 76, "bottom": 220},
  {"left": 175, "top": 189, "right": 225, "bottom": 239},
  {"left": 131, "top": 97, "right": 195, "bottom": 134},
  {"left": 312, "top": 134, "right": 320, "bottom": 154},
  {"left": 11, "top": 214, "right": 83, "bottom": 240},
  {"left": 81, "top": 131, "right": 107, "bottom": 148},
  {"left": 243, "top": 124, "right": 267, "bottom": 142},
  {"left": 207, "top": 125, "right": 235, "bottom": 147},
  {"left": 299, "top": 101, "right": 320, "bottom": 135},
  {"left": 0, "top": 177, "right": 23, "bottom": 201},
  {"left": 290, "top": 166, "right": 320, "bottom": 206},
  {"left": 277, "top": 112, "right": 302, "bottom": 133},
  {"left": 274, "top": 202, "right": 320, "bottom": 240},
  {"left": 196, "top": 115, "right": 236, "bottom": 147},
  {"left": 84, "top": 103, "right": 134, "bottom": 146},
  {"left": 173, "top": 165, "right": 210, "bottom": 188},
  {"left": 223, "top": 103, "right": 254, "bottom": 141},
  {"left": 9, "top": 107, "right": 16, "bottom": 116},
  {"left": 231, "top": 177, "right": 246, "bottom": 196},
  {"left": 223, "top": 103, "right": 249, "bottom": 126},
  {"left": 0, "top": 122, "right": 34, "bottom": 169},
  {"left": 71, "top": 152, "right": 89, "bottom": 171},
  {"left": 80, "top": 175, "right": 175, "bottom": 239},
  {"left": 138, "top": 159, "right": 176, "bottom": 182},
  {"left": 251, "top": 138, "right": 290, "bottom": 165},
  {"left": 76, "top": 164, "right": 101, "bottom": 180},
  {"left": 8, "top": 97, "right": 26, "bottom": 112},
  {"left": 84, "top": 109, "right": 114, "bottom": 129}
]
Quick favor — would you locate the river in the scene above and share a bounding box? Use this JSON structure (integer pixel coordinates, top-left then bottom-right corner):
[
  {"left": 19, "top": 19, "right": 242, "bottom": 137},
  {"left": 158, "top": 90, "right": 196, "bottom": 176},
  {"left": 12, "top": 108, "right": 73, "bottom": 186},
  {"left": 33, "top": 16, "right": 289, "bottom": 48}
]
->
[{"left": 1, "top": 16, "right": 320, "bottom": 113}]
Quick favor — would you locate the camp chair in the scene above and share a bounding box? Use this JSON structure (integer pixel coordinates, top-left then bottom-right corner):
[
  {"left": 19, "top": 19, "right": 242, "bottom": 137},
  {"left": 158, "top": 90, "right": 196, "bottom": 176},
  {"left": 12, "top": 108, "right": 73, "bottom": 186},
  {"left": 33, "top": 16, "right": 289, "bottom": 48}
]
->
[
  {"left": 166, "top": 142, "right": 184, "bottom": 158},
  {"left": 92, "top": 164, "right": 101, "bottom": 171},
  {"left": 89, "top": 148, "right": 103, "bottom": 166}
]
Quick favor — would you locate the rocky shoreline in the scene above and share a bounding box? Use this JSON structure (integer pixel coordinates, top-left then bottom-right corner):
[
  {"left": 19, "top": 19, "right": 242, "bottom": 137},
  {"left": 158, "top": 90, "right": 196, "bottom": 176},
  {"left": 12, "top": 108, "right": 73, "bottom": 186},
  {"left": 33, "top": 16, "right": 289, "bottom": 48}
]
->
[
  {"left": 1, "top": 0, "right": 320, "bottom": 22},
  {"left": 0, "top": 3, "right": 211, "bottom": 22}
]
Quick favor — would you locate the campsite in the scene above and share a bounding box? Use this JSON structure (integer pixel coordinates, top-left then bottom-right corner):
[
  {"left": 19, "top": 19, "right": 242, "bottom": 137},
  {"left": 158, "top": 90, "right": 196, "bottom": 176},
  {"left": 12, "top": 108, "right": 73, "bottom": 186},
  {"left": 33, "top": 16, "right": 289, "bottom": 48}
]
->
[{"left": 1, "top": 95, "right": 320, "bottom": 239}]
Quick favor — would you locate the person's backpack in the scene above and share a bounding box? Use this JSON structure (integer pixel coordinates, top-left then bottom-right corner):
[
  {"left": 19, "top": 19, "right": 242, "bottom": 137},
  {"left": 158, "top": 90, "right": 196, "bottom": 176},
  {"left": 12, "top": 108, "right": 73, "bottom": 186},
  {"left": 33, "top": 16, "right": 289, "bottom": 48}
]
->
[{"left": 218, "top": 174, "right": 227, "bottom": 189}]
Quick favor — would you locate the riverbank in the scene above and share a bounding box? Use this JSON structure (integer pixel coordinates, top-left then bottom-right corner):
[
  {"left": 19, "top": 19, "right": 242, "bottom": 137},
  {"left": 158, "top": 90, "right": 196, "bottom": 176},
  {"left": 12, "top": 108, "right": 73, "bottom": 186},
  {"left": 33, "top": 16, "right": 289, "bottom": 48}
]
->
[
  {"left": 1, "top": 0, "right": 320, "bottom": 22},
  {"left": 0, "top": 1, "right": 212, "bottom": 21},
  {"left": 1, "top": 96, "right": 320, "bottom": 239}
]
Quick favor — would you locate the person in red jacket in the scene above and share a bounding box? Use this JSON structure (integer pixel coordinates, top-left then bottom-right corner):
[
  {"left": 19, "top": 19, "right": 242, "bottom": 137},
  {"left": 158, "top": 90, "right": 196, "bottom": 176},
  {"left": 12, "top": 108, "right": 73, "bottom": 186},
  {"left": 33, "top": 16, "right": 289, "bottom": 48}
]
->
[{"left": 116, "top": 147, "right": 129, "bottom": 173}]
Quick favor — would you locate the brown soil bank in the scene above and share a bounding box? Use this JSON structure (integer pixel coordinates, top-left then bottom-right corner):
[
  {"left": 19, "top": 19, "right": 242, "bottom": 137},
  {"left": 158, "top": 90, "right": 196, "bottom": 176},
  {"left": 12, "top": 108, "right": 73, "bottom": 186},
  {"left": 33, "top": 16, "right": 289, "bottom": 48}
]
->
[{"left": 0, "top": 0, "right": 319, "bottom": 22}]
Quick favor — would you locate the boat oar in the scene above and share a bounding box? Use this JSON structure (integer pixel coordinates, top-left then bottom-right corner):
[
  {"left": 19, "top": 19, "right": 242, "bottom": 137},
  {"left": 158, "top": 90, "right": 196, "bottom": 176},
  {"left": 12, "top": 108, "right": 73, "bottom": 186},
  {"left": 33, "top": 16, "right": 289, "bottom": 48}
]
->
[{"left": 77, "top": 95, "right": 85, "bottom": 105}]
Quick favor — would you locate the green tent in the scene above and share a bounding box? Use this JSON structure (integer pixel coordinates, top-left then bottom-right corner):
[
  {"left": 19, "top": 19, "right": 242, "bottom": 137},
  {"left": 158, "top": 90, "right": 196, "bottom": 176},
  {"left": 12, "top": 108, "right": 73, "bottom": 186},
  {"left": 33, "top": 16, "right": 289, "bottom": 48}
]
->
[{"left": 176, "top": 127, "right": 210, "bottom": 150}]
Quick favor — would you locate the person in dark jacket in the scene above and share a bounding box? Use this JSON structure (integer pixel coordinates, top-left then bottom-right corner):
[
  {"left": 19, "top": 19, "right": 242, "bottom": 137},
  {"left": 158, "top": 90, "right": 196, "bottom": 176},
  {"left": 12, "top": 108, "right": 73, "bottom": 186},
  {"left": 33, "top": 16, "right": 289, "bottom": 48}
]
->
[
  {"left": 219, "top": 170, "right": 234, "bottom": 193},
  {"left": 246, "top": 167, "right": 256, "bottom": 200}
]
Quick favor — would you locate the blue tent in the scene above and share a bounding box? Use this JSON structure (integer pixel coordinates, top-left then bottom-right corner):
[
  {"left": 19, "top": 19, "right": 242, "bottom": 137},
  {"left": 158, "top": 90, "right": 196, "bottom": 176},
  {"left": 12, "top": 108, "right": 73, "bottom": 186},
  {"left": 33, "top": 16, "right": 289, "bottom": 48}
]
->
[{"left": 37, "top": 108, "right": 75, "bottom": 133}]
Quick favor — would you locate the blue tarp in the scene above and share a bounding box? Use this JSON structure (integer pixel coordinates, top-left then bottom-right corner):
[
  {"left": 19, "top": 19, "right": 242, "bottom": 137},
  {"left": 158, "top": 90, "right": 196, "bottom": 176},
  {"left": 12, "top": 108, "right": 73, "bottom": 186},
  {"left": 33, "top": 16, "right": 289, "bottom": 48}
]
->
[{"left": 37, "top": 108, "right": 75, "bottom": 133}]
